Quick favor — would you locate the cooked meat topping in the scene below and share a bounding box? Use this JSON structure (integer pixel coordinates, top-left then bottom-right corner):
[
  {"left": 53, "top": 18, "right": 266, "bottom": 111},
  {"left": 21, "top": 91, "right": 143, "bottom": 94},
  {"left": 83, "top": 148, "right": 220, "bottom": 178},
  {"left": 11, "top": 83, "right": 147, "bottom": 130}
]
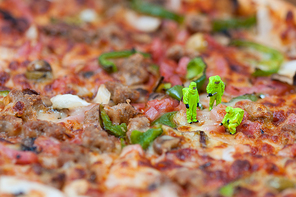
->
[
  {"left": 104, "top": 103, "right": 137, "bottom": 125},
  {"left": 116, "top": 53, "right": 149, "bottom": 86},
  {"left": 97, "top": 24, "right": 126, "bottom": 47},
  {"left": 127, "top": 116, "right": 150, "bottom": 139},
  {"left": 42, "top": 23, "right": 95, "bottom": 43},
  {"left": 22, "top": 120, "right": 66, "bottom": 140},
  {"left": 82, "top": 104, "right": 117, "bottom": 152},
  {"left": 84, "top": 104, "right": 101, "bottom": 127},
  {"left": 4, "top": 89, "right": 47, "bottom": 121},
  {"left": 105, "top": 81, "right": 140, "bottom": 104},
  {"left": 166, "top": 44, "right": 185, "bottom": 61},
  {"left": 185, "top": 14, "right": 212, "bottom": 33},
  {"left": 0, "top": 115, "right": 22, "bottom": 136},
  {"left": 82, "top": 125, "right": 117, "bottom": 153}
]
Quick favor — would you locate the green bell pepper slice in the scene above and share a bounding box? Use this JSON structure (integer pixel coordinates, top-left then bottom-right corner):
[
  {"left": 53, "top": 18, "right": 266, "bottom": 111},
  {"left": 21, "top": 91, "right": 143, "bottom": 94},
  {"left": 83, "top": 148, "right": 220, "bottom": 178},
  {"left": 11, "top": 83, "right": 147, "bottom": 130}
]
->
[
  {"left": 0, "top": 90, "right": 10, "bottom": 97},
  {"left": 130, "top": 125, "right": 163, "bottom": 149},
  {"left": 220, "top": 184, "right": 234, "bottom": 197},
  {"left": 98, "top": 49, "right": 150, "bottom": 73},
  {"left": 212, "top": 15, "right": 256, "bottom": 32},
  {"left": 100, "top": 105, "right": 127, "bottom": 137},
  {"left": 131, "top": 0, "right": 184, "bottom": 23},
  {"left": 186, "top": 57, "right": 207, "bottom": 90},
  {"left": 166, "top": 85, "right": 183, "bottom": 101},
  {"left": 229, "top": 94, "right": 259, "bottom": 103},
  {"left": 152, "top": 111, "right": 177, "bottom": 128},
  {"left": 230, "top": 40, "right": 284, "bottom": 76}
]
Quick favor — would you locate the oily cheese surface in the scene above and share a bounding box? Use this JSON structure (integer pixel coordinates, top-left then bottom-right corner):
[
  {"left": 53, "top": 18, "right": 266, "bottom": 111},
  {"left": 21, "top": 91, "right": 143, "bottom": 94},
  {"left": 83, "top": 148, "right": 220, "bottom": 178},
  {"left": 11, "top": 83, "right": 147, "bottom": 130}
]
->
[{"left": 0, "top": 0, "right": 296, "bottom": 196}]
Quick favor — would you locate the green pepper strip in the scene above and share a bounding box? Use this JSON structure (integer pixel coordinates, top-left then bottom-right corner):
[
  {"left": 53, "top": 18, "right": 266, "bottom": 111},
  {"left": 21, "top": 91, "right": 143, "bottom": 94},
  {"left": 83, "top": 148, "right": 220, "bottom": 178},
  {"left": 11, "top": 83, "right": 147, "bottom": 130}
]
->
[
  {"left": 229, "top": 94, "right": 259, "bottom": 103},
  {"left": 152, "top": 111, "right": 177, "bottom": 128},
  {"left": 0, "top": 90, "right": 9, "bottom": 97},
  {"left": 230, "top": 40, "right": 284, "bottom": 76},
  {"left": 98, "top": 49, "right": 150, "bottom": 73},
  {"left": 220, "top": 184, "right": 234, "bottom": 197},
  {"left": 131, "top": 0, "right": 184, "bottom": 23},
  {"left": 130, "top": 125, "right": 163, "bottom": 150},
  {"left": 99, "top": 105, "right": 127, "bottom": 137},
  {"left": 186, "top": 57, "right": 207, "bottom": 90},
  {"left": 120, "top": 138, "right": 126, "bottom": 149},
  {"left": 166, "top": 85, "right": 183, "bottom": 101},
  {"left": 212, "top": 15, "right": 256, "bottom": 32}
]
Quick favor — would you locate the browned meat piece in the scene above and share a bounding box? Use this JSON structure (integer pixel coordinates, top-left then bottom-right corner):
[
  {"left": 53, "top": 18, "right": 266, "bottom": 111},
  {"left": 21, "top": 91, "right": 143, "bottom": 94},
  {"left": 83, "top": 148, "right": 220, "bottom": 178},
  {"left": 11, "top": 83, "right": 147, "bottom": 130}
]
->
[
  {"left": 235, "top": 100, "right": 272, "bottom": 122},
  {"left": 57, "top": 142, "right": 89, "bottom": 167},
  {"left": 84, "top": 104, "right": 101, "bottom": 127},
  {"left": 127, "top": 116, "right": 150, "bottom": 140},
  {"left": 82, "top": 126, "right": 117, "bottom": 153},
  {"left": 185, "top": 14, "right": 212, "bottom": 33},
  {"left": 4, "top": 89, "right": 47, "bottom": 121},
  {"left": 116, "top": 53, "right": 149, "bottom": 86},
  {"left": 166, "top": 44, "right": 184, "bottom": 61},
  {"left": 22, "top": 120, "right": 66, "bottom": 140},
  {"left": 82, "top": 105, "right": 117, "bottom": 152},
  {"left": 97, "top": 24, "right": 125, "bottom": 47},
  {"left": 42, "top": 23, "right": 95, "bottom": 43},
  {"left": 104, "top": 103, "right": 137, "bottom": 125},
  {"left": 105, "top": 81, "right": 140, "bottom": 104},
  {"left": 0, "top": 115, "right": 22, "bottom": 136}
]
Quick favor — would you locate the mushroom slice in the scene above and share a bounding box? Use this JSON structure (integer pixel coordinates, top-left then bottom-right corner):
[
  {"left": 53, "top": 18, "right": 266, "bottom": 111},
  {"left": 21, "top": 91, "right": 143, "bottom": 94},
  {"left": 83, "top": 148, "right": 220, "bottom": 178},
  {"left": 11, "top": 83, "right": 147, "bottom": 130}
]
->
[
  {"left": 272, "top": 60, "right": 296, "bottom": 85},
  {"left": 153, "top": 135, "right": 180, "bottom": 155},
  {"left": 25, "top": 60, "right": 53, "bottom": 80}
]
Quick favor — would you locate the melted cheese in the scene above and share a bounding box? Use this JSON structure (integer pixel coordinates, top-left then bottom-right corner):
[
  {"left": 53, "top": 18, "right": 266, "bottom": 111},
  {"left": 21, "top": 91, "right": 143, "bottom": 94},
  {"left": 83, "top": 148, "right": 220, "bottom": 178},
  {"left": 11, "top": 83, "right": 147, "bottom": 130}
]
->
[{"left": 0, "top": 176, "right": 65, "bottom": 197}]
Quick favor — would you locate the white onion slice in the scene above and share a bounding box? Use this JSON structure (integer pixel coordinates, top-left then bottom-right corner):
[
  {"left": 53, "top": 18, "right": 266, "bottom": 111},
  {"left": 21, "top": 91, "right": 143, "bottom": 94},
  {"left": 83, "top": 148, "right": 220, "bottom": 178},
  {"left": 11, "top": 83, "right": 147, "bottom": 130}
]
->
[
  {"left": 92, "top": 84, "right": 111, "bottom": 104},
  {"left": 125, "top": 10, "right": 161, "bottom": 32},
  {"left": 51, "top": 94, "right": 90, "bottom": 110}
]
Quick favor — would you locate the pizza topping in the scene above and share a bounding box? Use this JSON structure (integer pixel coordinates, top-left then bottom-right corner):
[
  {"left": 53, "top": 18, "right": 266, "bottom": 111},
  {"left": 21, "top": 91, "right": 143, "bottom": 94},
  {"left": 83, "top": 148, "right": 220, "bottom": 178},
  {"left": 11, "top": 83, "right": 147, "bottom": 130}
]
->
[
  {"left": 228, "top": 94, "right": 259, "bottom": 103},
  {"left": 25, "top": 60, "right": 52, "bottom": 80},
  {"left": 144, "top": 97, "right": 179, "bottom": 121},
  {"left": 272, "top": 60, "right": 296, "bottom": 85},
  {"left": 212, "top": 15, "right": 256, "bottom": 32},
  {"left": 185, "top": 14, "right": 212, "bottom": 33},
  {"left": 127, "top": 116, "right": 150, "bottom": 139},
  {"left": 131, "top": 0, "right": 184, "bottom": 23},
  {"left": 130, "top": 125, "right": 163, "bottom": 150},
  {"left": 153, "top": 135, "right": 180, "bottom": 154},
  {"left": 0, "top": 90, "right": 9, "bottom": 97},
  {"left": 0, "top": 176, "right": 65, "bottom": 197},
  {"left": 235, "top": 100, "right": 272, "bottom": 122},
  {"left": 79, "top": 9, "right": 97, "bottom": 23},
  {"left": 0, "top": 115, "right": 22, "bottom": 136},
  {"left": 230, "top": 39, "right": 284, "bottom": 76},
  {"left": 82, "top": 105, "right": 117, "bottom": 152},
  {"left": 92, "top": 84, "right": 111, "bottom": 105},
  {"left": 100, "top": 105, "right": 127, "bottom": 138},
  {"left": 105, "top": 81, "right": 140, "bottom": 104},
  {"left": 22, "top": 120, "right": 66, "bottom": 140},
  {"left": 166, "top": 85, "right": 183, "bottom": 101},
  {"left": 186, "top": 57, "right": 207, "bottom": 90},
  {"left": 125, "top": 10, "right": 161, "bottom": 32},
  {"left": 98, "top": 49, "right": 149, "bottom": 73},
  {"left": 185, "top": 33, "right": 207, "bottom": 52},
  {"left": 116, "top": 53, "right": 149, "bottom": 85},
  {"left": 166, "top": 44, "right": 184, "bottom": 61},
  {"left": 50, "top": 94, "right": 90, "bottom": 110},
  {"left": 6, "top": 89, "right": 46, "bottom": 121},
  {"left": 104, "top": 103, "right": 137, "bottom": 125},
  {"left": 152, "top": 111, "right": 177, "bottom": 128}
]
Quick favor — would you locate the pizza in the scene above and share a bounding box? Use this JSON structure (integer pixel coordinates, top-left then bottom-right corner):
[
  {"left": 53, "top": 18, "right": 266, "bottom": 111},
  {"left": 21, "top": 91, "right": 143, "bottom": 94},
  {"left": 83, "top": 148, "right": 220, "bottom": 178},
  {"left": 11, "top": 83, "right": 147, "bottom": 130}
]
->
[{"left": 1, "top": 0, "right": 296, "bottom": 196}]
